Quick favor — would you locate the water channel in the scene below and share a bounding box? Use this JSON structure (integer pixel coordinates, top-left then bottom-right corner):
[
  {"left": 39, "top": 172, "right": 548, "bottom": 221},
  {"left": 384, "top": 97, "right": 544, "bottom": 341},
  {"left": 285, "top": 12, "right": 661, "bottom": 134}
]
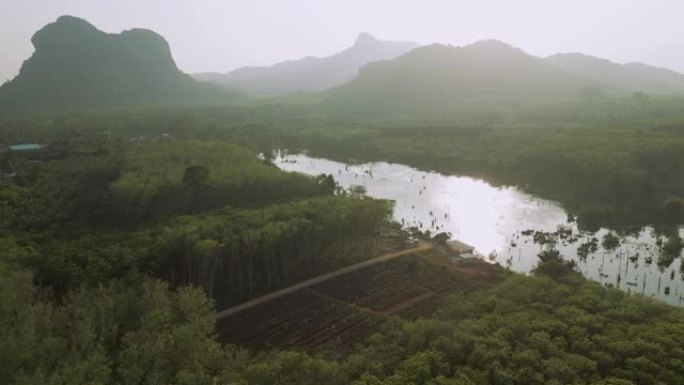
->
[{"left": 274, "top": 151, "right": 684, "bottom": 306}]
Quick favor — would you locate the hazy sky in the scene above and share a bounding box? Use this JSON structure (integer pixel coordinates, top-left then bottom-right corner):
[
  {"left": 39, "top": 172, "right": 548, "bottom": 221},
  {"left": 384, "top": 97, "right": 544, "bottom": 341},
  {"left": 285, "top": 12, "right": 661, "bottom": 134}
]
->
[{"left": 1, "top": 0, "right": 683, "bottom": 82}]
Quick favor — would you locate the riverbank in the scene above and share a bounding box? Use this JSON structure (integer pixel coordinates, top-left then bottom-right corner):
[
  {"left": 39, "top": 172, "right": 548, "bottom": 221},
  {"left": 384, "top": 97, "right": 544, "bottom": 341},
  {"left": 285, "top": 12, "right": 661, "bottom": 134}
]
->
[
  {"left": 274, "top": 122, "right": 684, "bottom": 234},
  {"left": 275, "top": 152, "right": 684, "bottom": 306}
]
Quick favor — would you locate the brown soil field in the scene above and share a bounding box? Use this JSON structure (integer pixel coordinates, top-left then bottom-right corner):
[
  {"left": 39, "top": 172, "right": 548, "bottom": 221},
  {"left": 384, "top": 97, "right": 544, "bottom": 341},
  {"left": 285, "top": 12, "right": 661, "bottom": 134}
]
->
[{"left": 216, "top": 247, "right": 502, "bottom": 354}]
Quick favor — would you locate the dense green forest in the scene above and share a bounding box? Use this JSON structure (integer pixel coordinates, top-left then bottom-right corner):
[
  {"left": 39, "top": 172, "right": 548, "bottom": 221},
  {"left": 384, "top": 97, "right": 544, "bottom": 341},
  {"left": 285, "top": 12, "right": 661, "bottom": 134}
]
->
[
  {"left": 0, "top": 134, "right": 394, "bottom": 303},
  {"left": 1, "top": 140, "right": 332, "bottom": 229},
  {"left": 0, "top": 128, "right": 401, "bottom": 384},
  {"left": 2, "top": 96, "right": 684, "bottom": 384},
  {"left": 285, "top": 118, "right": 684, "bottom": 233},
  {"left": 4, "top": 242, "right": 684, "bottom": 384},
  {"left": 275, "top": 96, "right": 684, "bottom": 234},
  {"left": 337, "top": 255, "right": 684, "bottom": 385},
  {"left": 6, "top": 94, "right": 681, "bottom": 232}
]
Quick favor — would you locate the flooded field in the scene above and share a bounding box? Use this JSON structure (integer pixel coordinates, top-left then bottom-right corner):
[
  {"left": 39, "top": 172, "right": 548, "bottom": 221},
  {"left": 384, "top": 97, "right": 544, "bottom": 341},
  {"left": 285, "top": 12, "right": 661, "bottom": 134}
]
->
[{"left": 274, "top": 152, "right": 684, "bottom": 306}]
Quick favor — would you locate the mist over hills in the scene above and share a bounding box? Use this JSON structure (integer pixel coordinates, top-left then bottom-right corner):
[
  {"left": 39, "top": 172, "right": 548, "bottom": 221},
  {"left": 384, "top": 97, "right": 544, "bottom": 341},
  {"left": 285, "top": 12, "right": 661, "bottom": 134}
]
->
[
  {"left": 3, "top": 16, "right": 684, "bottom": 118},
  {"left": 322, "top": 40, "right": 596, "bottom": 116},
  {"left": 0, "top": 16, "right": 239, "bottom": 114},
  {"left": 193, "top": 33, "right": 420, "bottom": 97},
  {"left": 544, "top": 53, "right": 684, "bottom": 95}
]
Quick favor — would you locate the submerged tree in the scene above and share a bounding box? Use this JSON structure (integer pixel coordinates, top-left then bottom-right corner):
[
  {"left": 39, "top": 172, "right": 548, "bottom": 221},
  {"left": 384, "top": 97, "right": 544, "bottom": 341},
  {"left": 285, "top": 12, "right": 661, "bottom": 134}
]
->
[
  {"left": 534, "top": 248, "right": 577, "bottom": 279},
  {"left": 602, "top": 232, "right": 620, "bottom": 250}
]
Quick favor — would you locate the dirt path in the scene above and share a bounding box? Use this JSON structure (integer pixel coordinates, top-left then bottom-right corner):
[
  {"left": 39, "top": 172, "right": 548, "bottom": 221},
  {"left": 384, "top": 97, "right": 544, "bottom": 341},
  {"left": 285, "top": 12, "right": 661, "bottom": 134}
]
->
[{"left": 216, "top": 241, "right": 432, "bottom": 320}]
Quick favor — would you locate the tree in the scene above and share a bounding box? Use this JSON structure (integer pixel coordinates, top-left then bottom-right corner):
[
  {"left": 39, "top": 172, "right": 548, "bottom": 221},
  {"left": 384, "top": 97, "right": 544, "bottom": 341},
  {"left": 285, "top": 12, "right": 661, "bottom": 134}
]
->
[
  {"left": 602, "top": 233, "right": 620, "bottom": 250},
  {"left": 316, "top": 174, "right": 337, "bottom": 195},
  {"left": 348, "top": 185, "right": 367, "bottom": 198},
  {"left": 241, "top": 351, "right": 344, "bottom": 385},
  {"left": 632, "top": 91, "right": 650, "bottom": 103},
  {"left": 534, "top": 249, "right": 577, "bottom": 279},
  {"left": 182, "top": 165, "right": 210, "bottom": 187},
  {"left": 0, "top": 150, "right": 21, "bottom": 173}
]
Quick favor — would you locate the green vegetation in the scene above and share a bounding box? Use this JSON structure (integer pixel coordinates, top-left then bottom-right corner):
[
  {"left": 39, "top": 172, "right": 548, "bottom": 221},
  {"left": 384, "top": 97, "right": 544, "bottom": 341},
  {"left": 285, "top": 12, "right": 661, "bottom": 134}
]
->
[
  {"left": 0, "top": 133, "right": 394, "bottom": 304},
  {"left": 0, "top": 263, "right": 228, "bottom": 385},
  {"left": 0, "top": 125, "right": 403, "bottom": 384},
  {"left": 6, "top": 94, "right": 684, "bottom": 236},
  {"left": 2, "top": 19, "right": 684, "bottom": 382},
  {"left": 335, "top": 254, "right": 684, "bottom": 385},
  {"left": 109, "top": 141, "right": 330, "bottom": 223},
  {"left": 601, "top": 233, "right": 620, "bottom": 250},
  {"left": 4, "top": 239, "right": 684, "bottom": 384},
  {"left": 2, "top": 118, "right": 683, "bottom": 383},
  {"left": 273, "top": 99, "right": 684, "bottom": 233},
  {"left": 1, "top": 16, "right": 683, "bottom": 235}
]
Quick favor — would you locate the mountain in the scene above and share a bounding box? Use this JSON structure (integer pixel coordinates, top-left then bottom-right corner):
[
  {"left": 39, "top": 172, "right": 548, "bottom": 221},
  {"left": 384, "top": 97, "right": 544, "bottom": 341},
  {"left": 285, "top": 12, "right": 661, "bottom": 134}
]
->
[
  {"left": 0, "top": 16, "right": 238, "bottom": 114},
  {"left": 544, "top": 53, "right": 684, "bottom": 95},
  {"left": 324, "top": 40, "right": 594, "bottom": 116},
  {"left": 194, "top": 33, "right": 420, "bottom": 97}
]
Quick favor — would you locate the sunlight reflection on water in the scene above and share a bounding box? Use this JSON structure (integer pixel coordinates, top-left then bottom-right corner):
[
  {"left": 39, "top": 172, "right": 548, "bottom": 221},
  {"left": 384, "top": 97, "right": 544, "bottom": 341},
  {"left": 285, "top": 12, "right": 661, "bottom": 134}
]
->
[{"left": 274, "top": 152, "right": 684, "bottom": 306}]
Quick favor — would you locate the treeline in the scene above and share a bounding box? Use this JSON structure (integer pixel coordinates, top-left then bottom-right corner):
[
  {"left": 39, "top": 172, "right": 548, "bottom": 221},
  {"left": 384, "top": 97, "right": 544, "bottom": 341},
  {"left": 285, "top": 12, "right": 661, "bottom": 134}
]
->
[
  {"left": 0, "top": 129, "right": 403, "bottom": 384},
  {"left": 109, "top": 141, "right": 333, "bottom": 223},
  {"left": 275, "top": 119, "right": 684, "bottom": 233},
  {"left": 334, "top": 254, "right": 684, "bottom": 385},
  {"left": 0, "top": 260, "right": 234, "bottom": 385},
  {"left": 6, "top": 104, "right": 682, "bottom": 257},
  {"left": 0, "top": 139, "right": 333, "bottom": 229},
  {"left": 20, "top": 196, "right": 393, "bottom": 307},
  {"left": 11, "top": 97, "right": 679, "bottom": 232},
  {"left": 511, "top": 127, "right": 684, "bottom": 233},
  {"left": 144, "top": 196, "right": 393, "bottom": 306},
  {"left": 1, "top": 133, "right": 395, "bottom": 306},
  {"left": 3, "top": 98, "right": 684, "bottom": 384},
  {"left": 4, "top": 245, "right": 684, "bottom": 385}
]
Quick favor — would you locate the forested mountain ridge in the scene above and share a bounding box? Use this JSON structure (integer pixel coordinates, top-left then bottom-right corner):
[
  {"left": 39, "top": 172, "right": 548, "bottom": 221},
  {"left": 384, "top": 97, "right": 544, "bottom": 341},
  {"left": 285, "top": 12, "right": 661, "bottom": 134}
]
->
[
  {"left": 193, "top": 32, "right": 419, "bottom": 96},
  {"left": 0, "top": 16, "right": 239, "bottom": 114},
  {"left": 545, "top": 52, "right": 684, "bottom": 95},
  {"left": 323, "top": 40, "right": 596, "bottom": 116}
]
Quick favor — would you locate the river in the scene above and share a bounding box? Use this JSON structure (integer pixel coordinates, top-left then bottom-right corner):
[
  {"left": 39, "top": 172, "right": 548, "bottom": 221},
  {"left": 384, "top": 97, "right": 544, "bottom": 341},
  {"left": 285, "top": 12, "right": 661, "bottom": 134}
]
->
[{"left": 274, "top": 151, "right": 684, "bottom": 306}]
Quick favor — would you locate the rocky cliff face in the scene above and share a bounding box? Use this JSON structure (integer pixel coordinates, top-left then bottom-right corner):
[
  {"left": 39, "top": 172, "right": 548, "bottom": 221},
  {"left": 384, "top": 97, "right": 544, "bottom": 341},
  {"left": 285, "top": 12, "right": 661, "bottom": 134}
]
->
[{"left": 0, "top": 16, "right": 234, "bottom": 114}]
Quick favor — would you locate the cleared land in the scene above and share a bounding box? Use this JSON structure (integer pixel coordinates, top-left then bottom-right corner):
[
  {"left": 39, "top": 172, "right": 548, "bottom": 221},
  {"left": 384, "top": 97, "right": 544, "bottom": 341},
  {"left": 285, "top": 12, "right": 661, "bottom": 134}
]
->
[{"left": 216, "top": 247, "right": 501, "bottom": 354}]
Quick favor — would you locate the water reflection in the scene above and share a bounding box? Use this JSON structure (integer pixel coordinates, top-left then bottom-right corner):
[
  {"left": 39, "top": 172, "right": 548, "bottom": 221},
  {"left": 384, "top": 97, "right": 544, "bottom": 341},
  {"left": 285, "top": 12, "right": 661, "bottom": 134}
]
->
[{"left": 274, "top": 152, "right": 684, "bottom": 306}]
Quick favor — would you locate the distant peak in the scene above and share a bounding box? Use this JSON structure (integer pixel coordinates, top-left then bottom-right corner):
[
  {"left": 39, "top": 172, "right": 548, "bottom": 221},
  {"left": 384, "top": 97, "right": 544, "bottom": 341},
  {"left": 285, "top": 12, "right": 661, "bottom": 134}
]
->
[
  {"left": 51, "top": 15, "right": 99, "bottom": 33},
  {"left": 547, "top": 52, "right": 598, "bottom": 60},
  {"left": 55, "top": 15, "right": 91, "bottom": 24},
  {"left": 354, "top": 32, "right": 377, "bottom": 46},
  {"left": 32, "top": 15, "right": 101, "bottom": 48},
  {"left": 469, "top": 39, "right": 516, "bottom": 50},
  {"left": 120, "top": 28, "right": 168, "bottom": 44}
]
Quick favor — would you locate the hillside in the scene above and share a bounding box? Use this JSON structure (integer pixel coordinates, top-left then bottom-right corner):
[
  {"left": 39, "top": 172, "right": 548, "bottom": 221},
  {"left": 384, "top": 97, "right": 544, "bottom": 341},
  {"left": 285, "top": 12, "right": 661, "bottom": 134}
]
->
[
  {"left": 0, "top": 16, "right": 238, "bottom": 114},
  {"left": 323, "top": 40, "right": 594, "bottom": 117},
  {"left": 545, "top": 53, "right": 684, "bottom": 95},
  {"left": 194, "top": 32, "right": 419, "bottom": 96}
]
